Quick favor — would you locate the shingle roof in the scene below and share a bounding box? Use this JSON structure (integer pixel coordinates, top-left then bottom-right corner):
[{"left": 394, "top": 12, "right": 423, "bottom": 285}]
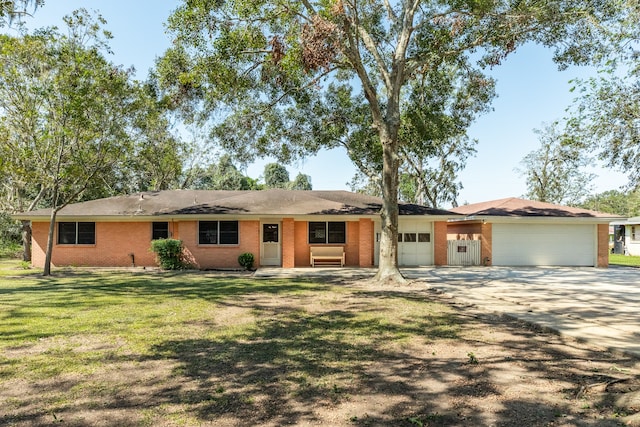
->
[
  {"left": 18, "top": 189, "right": 456, "bottom": 218},
  {"left": 450, "top": 197, "right": 621, "bottom": 219}
]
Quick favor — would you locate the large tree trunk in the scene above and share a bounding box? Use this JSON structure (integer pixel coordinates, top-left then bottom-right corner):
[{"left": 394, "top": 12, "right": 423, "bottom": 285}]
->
[
  {"left": 43, "top": 209, "right": 58, "bottom": 276},
  {"left": 374, "top": 134, "right": 406, "bottom": 284},
  {"left": 21, "top": 220, "right": 31, "bottom": 262}
]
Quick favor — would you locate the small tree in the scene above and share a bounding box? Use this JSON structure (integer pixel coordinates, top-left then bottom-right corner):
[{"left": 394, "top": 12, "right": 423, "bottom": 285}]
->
[
  {"left": 290, "top": 173, "right": 312, "bottom": 190},
  {"left": 264, "top": 163, "right": 290, "bottom": 189}
]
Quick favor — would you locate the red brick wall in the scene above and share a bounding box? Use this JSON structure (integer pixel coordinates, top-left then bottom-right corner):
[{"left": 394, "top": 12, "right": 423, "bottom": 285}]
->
[
  {"left": 31, "top": 221, "right": 159, "bottom": 268},
  {"left": 31, "top": 217, "right": 382, "bottom": 269},
  {"left": 597, "top": 223, "right": 609, "bottom": 268},
  {"left": 179, "top": 220, "right": 260, "bottom": 269},
  {"left": 31, "top": 220, "right": 261, "bottom": 269},
  {"left": 293, "top": 220, "right": 309, "bottom": 267},
  {"left": 481, "top": 222, "right": 492, "bottom": 266},
  {"left": 447, "top": 222, "right": 482, "bottom": 240},
  {"left": 344, "top": 221, "right": 359, "bottom": 266},
  {"left": 31, "top": 222, "right": 47, "bottom": 268},
  {"left": 358, "top": 219, "right": 374, "bottom": 267},
  {"left": 282, "top": 218, "right": 296, "bottom": 268},
  {"left": 433, "top": 221, "right": 448, "bottom": 266}
]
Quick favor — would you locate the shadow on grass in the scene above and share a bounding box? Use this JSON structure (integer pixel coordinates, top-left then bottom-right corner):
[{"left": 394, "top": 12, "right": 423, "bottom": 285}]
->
[
  {"left": 1, "top": 269, "right": 637, "bottom": 426},
  {"left": 144, "top": 301, "right": 468, "bottom": 425}
]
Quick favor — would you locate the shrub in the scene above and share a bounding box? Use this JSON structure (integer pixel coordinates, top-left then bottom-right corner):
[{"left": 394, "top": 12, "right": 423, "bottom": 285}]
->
[
  {"left": 150, "top": 239, "right": 187, "bottom": 270},
  {"left": 238, "top": 252, "right": 255, "bottom": 270}
]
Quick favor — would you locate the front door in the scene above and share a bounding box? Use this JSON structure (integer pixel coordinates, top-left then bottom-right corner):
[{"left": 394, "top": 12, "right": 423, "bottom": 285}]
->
[{"left": 261, "top": 223, "right": 281, "bottom": 266}]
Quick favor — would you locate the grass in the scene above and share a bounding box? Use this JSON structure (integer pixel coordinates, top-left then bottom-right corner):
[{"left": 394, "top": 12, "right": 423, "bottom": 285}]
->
[
  {"left": 0, "top": 259, "right": 460, "bottom": 426},
  {"left": 609, "top": 253, "right": 640, "bottom": 267}
]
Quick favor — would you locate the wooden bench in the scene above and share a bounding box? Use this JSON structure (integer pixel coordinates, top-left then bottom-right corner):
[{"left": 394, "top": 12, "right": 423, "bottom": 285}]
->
[{"left": 310, "top": 246, "right": 345, "bottom": 267}]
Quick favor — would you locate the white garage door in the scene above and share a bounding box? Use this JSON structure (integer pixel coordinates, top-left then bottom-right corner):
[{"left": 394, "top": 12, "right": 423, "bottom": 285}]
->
[
  {"left": 492, "top": 223, "right": 596, "bottom": 266},
  {"left": 398, "top": 220, "right": 433, "bottom": 266}
]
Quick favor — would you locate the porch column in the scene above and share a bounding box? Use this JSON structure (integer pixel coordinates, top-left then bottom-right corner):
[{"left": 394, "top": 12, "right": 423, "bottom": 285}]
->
[
  {"left": 358, "top": 218, "right": 374, "bottom": 267},
  {"left": 434, "top": 221, "right": 447, "bottom": 266},
  {"left": 282, "top": 218, "right": 295, "bottom": 268},
  {"left": 481, "top": 222, "right": 492, "bottom": 266}
]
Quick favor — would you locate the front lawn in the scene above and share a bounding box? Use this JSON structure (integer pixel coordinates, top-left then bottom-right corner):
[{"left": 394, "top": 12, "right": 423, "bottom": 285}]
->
[
  {"left": 610, "top": 253, "right": 640, "bottom": 267},
  {"left": 1, "top": 260, "right": 637, "bottom": 426}
]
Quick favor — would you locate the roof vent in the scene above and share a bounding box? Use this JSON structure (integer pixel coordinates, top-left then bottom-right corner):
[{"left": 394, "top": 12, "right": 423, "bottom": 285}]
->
[{"left": 139, "top": 193, "right": 145, "bottom": 201}]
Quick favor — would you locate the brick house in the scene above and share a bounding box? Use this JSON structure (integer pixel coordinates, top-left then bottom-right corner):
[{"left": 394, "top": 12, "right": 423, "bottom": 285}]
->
[{"left": 17, "top": 189, "right": 455, "bottom": 269}]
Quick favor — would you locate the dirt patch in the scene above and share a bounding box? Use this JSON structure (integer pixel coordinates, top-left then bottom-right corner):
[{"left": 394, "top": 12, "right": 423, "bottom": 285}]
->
[{"left": 1, "top": 277, "right": 639, "bottom": 426}]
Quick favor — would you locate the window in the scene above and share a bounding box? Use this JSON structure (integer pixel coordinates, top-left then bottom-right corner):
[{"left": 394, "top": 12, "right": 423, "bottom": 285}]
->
[
  {"left": 58, "top": 222, "right": 95, "bottom": 245},
  {"left": 404, "top": 233, "right": 417, "bottom": 242},
  {"left": 152, "top": 222, "right": 169, "bottom": 240},
  {"left": 633, "top": 226, "right": 639, "bottom": 241},
  {"left": 418, "top": 233, "right": 431, "bottom": 243},
  {"left": 199, "top": 221, "right": 238, "bottom": 245},
  {"left": 308, "top": 221, "right": 346, "bottom": 244}
]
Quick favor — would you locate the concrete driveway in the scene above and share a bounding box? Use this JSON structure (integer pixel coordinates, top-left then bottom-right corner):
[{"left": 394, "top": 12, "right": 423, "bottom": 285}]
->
[{"left": 405, "top": 266, "right": 640, "bottom": 357}]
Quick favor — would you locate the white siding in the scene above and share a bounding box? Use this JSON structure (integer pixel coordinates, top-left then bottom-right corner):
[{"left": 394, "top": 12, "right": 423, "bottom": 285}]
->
[
  {"left": 627, "top": 225, "right": 640, "bottom": 256},
  {"left": 492, "top": 223, "right": 596, "bottom": 266}
]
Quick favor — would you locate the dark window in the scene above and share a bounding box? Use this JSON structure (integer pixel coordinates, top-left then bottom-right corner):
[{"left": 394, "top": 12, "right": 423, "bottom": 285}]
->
[
  {"left": 152, "top": 222, "right": 169, "bottom": 240},
  {"left": 308, "top": 222, "right": 346, "bottom": 244},
  {"left": 327, "top": 222, "right": 346, "bottom": 244},
  {"left": 263, "top": 224, "right": 279, "bottom": 243},
  {"left": 199, "top": 221, "right": 238, "bottom": 245},
  {"left": 418, "top": 233, "right": 431, "bottom": 243},
  {"left": 309, "top": 222, "right": 327, "bottom": 244},
  {"left": 77, "top": 222, "right": 96, "bottom": 244},
  {"left": 199, "top": 221, "right": 218, "bottom": 244},
  {"left": 219, "top": 221, "right": 239, "bottom": 244},
  {"left": 58, "top": 222, "right": 95, "bottom": 245},
  {"left": 58, "top": 222, "right": 77, "bottom": 244},
  {"left": 404, "top": 233, "right": 417, "bottom": 242},
  {"left": 457, "top": 246, "right": 467, "bottom": 253},
  {"left": 398, "top": 233, "right": 403, "bottom": 242}
]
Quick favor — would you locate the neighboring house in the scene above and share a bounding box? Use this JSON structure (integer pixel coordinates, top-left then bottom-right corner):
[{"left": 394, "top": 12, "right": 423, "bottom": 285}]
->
[
  {"left": 448, "top": 198, "right": 620, "bottom": 267},
  {"left": 15, "top": 189, "right": 455, "bottom": 269},
  {"left": 611, "top": 217, "right": 640, "bottom": 256}
]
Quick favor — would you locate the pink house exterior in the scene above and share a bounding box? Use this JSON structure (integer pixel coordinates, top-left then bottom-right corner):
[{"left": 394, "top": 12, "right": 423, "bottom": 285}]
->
[{"left": 18, "top": 190, "right": 454, "bottom": 269}]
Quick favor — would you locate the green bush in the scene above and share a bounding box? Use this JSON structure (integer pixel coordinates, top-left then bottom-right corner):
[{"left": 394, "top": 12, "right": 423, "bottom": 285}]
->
[
  {"left": 150, "top": 239, "right": 187, "bottom": 270},
  {"left": 0, "top": 213, "right": 22, "bottom": 259},
  {"left": 238, "top": 252, "right": 255, "bottom": 270}
]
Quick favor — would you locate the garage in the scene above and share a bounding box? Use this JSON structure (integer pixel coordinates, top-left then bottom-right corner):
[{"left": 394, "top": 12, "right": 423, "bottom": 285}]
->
[
  {"left": 492, "top": 223, "right": 596, "bottom": 266},
  {"left": 397, "top": 219, "right": 434, "bottom": 266},
  {"left": 450, "top": 197, "right": 617, "bottom": 268}
]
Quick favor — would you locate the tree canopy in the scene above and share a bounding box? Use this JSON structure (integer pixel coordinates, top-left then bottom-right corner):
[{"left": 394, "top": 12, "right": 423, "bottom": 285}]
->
[
  {"left": 0, "top": 9, "right": 139, "bottom": 274},
  {"left": 158, "top": 0, "right": 628, "bottom": 283},
  {"left": 0, "top": 0, "right": 42, "bottom": 27},
  {"left": 579, "top": 189, "right": 640, "bottom": 217},
  {"left": 516, "top": 122, "right": 596, "bottom": 205},
  {"left": 564, "top": 3, "right": 640, "bottom": 188}
]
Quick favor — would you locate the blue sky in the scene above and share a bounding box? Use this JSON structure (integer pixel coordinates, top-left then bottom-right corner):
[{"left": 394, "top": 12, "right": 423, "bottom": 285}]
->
[{"left": 15, "top": 0, "right": 627, "bottom": 206}]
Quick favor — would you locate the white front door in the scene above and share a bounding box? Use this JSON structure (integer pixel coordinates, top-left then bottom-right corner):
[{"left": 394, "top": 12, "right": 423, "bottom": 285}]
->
[{"left": 261, "top": 223, "right": 281, "bottom": 266}]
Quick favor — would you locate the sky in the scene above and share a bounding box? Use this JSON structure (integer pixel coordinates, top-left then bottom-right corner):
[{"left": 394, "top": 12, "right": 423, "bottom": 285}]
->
[{"left": 11, "top": 0, "right": 628, "bottom": 207}]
